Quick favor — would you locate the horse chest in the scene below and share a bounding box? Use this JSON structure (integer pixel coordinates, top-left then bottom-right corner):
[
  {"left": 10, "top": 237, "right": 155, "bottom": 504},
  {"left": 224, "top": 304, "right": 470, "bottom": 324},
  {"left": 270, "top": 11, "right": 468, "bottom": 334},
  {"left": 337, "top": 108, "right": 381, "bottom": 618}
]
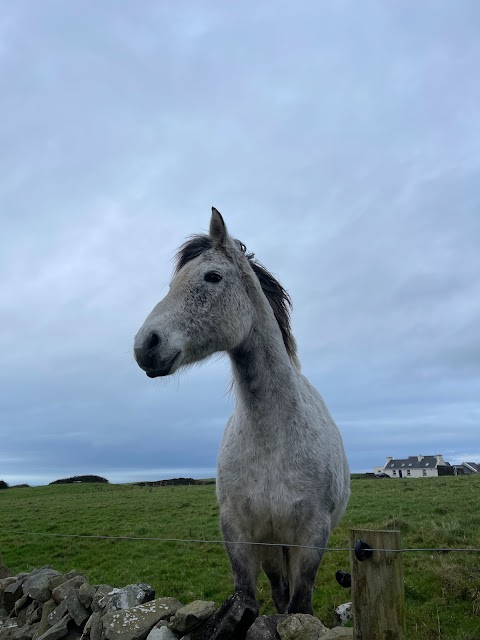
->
[
  {"left": 219, "top": 436, "right": 316, "bottom": 538},
  {"left": 224, "top": 476, "right": 314, "bottom": 543}
]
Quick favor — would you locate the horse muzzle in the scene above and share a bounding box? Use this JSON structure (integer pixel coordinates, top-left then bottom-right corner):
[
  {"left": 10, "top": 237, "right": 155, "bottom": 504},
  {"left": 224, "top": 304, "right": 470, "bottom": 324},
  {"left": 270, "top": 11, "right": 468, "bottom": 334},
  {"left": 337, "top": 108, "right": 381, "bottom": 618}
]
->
[{"left": 134, "top": 329, "right": 182, "bottom": 377}]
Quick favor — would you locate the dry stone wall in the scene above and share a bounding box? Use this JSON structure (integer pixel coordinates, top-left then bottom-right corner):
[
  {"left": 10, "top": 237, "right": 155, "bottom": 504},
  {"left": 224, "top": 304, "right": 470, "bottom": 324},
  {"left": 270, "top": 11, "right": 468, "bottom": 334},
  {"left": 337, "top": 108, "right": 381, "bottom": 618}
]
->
[{"left": 0, "top": 566, "right": 352, "bottom": 640}]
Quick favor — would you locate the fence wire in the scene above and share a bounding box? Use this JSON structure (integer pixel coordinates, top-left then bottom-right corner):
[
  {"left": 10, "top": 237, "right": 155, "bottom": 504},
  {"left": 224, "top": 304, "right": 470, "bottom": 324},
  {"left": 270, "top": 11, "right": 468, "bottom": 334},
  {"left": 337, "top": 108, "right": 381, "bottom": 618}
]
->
[{"left": 2, "top": 530, "right": 479, "bottom": 553}]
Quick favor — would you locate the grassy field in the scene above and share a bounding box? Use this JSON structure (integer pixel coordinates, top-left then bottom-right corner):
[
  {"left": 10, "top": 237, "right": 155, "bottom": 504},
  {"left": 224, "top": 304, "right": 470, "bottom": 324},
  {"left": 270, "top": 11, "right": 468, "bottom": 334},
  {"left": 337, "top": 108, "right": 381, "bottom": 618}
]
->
[{"left": 1, "top": 476, "right": 479, "bottom": 639}]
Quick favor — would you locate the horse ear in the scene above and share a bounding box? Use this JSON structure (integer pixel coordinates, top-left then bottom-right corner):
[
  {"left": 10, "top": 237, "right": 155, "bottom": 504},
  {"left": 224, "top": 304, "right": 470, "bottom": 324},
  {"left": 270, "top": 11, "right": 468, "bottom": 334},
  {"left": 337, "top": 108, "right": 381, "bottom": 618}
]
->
[{"left": 210, "top": 207, "right": 228, "bottom": 246}]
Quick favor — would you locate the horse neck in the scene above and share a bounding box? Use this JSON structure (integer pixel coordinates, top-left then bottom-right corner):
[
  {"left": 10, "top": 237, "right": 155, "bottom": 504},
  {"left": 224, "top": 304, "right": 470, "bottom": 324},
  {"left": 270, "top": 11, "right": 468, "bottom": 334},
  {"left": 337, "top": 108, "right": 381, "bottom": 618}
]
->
[{"left": 229, "top": 306, "right": 301, "bottom": 425}]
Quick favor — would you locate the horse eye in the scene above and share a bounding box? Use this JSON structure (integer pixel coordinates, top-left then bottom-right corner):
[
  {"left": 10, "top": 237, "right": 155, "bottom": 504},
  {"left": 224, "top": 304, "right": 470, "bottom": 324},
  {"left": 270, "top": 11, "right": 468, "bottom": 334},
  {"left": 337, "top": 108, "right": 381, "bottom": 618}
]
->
[{"left": 204, "top": 271, "right": 222, "bottom": 283}]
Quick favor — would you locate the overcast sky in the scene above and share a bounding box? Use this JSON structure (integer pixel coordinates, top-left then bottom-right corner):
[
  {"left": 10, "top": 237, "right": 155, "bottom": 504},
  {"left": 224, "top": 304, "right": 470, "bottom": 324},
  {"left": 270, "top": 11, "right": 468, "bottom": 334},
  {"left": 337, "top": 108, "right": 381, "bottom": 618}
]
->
[{"left": 1, "top": 1, "right": 479, "bottom": 486}]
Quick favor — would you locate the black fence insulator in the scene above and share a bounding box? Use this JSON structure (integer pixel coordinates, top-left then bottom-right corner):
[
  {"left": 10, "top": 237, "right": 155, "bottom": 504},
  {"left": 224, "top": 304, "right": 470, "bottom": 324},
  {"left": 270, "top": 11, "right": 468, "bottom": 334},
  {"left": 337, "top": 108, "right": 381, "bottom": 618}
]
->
[
  {"left": 335, "top": 570, "right": 351, "bottom": 588},
  {"left": 354, "top": 539, "right": 373, "bottom": 561}
]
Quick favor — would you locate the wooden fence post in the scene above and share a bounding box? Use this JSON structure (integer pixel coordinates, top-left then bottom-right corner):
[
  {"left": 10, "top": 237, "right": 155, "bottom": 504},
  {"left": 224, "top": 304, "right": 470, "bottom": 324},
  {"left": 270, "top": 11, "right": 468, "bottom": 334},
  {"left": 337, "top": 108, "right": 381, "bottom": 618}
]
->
[{"left": 349, "top": 529, "right": 406, "bottom": 640}]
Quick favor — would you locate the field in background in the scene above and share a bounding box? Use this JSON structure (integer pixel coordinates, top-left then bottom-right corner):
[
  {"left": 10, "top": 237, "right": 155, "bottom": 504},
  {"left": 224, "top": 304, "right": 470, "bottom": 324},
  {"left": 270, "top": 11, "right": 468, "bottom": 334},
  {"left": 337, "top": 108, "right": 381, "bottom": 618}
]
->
[{"left": 1, "top": 476, "right": 479, "bottom": 639}]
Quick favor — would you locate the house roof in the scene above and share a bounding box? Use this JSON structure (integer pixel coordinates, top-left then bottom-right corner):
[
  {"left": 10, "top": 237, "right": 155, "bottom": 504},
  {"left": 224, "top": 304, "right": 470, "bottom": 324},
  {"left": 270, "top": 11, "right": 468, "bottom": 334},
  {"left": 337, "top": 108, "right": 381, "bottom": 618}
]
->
[
  {"left": 385, "top": 456, "right": 441, "bottom": 470},
  {"left": 463, "top": 462, "right": 480, "bottom": 473}
]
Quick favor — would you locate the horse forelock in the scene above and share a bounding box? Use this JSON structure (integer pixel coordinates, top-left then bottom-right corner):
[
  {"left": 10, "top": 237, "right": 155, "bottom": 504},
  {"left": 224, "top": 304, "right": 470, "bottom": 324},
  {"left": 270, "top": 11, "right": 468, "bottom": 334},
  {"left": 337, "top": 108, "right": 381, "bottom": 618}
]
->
[
  {"left": 174, "top": 234, "right": 214, "bottom": 274},
  {"left": 174, "top": 234, "right": 299, "bottom": 367}
]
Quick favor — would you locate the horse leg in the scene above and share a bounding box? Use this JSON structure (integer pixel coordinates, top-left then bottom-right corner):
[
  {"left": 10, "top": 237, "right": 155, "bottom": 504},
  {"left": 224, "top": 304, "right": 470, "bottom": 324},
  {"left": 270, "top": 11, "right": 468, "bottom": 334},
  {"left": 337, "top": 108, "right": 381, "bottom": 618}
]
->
[
  {"left": 287, "top": 525, "right": 330, "bottom": 616},
  {"left": 286, "top": 546, "right": 322, "bottom": 614},
  {"left": 221, "top": 514, "right": 260, "bottom": 604},
  {"left": 261, "top": 547, "right": 290, "bottom": 613}
]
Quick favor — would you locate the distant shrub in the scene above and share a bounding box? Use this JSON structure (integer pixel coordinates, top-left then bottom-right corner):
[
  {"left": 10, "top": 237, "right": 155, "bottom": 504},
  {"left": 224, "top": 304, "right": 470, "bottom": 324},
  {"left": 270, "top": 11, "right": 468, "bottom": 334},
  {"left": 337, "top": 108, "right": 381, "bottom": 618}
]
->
[
  {"left": 351, "top": 473, "right": 369, "bottom": 480},
  {"left": 49, "top": 475, "right": 109, "bottom": 485},
  {"left": 0, "top": 480, "right": 9, "bottom": 490},
  {"left": 135, "top": 477, "right": 215, "bottom": 487},
  {"left": 11, "top": 484, "right": 30, "bottom": 488}
]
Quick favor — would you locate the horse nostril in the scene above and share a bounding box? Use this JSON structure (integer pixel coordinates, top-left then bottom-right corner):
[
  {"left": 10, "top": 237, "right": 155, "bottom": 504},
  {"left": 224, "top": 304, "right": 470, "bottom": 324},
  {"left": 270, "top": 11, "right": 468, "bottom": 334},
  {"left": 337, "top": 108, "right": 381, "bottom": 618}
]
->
[{"left": 146, "top": 332, "right": 160, "bottom": 351}]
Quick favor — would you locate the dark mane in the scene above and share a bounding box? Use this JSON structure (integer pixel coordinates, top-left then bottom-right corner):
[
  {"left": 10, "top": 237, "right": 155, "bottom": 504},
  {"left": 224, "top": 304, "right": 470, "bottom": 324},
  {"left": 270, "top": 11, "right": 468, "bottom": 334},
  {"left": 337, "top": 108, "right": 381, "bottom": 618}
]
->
[
  {"left": 174, "top": 235, "right": 298, "bottom": 364},
  {"left": 247, "top": 256, "right": 297, "bottom": 364}
]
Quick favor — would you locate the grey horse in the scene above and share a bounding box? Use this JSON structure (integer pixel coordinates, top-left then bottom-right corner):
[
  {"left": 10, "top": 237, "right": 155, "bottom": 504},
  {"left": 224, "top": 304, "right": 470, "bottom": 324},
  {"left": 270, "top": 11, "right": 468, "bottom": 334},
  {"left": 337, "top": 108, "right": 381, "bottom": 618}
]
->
[{"left": 134, "top": 208, "right": 350, "bottom": 615}]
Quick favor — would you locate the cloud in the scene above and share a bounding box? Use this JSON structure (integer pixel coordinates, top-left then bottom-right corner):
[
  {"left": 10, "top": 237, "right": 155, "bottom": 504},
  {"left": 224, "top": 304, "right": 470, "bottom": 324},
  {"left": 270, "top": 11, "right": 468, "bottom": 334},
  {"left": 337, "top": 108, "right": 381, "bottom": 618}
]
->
[{"left": 1, "top": 1, "right": 479, "bottom": 485}]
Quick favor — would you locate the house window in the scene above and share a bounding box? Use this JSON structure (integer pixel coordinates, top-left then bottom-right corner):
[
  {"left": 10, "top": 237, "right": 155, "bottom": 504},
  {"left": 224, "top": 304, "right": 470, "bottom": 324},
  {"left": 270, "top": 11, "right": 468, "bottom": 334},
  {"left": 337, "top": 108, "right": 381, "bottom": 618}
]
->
[
  {"left": 422, "top": 470, "right": 427, "bottom": 476},
  {"left": 401, "top": 463, "right": 405, "bottom": 467},
  {"left": 408, "top": 463, "right": 412, "bottom": 467},
  {"left": 407, "top": 470, "right": 411, "bottom": 476},
  {"left": 425, "top": 463, "right": 430, "bottom": 467},
  {"left": 392, "top": 470, "right": 397, "bottom": 475}
]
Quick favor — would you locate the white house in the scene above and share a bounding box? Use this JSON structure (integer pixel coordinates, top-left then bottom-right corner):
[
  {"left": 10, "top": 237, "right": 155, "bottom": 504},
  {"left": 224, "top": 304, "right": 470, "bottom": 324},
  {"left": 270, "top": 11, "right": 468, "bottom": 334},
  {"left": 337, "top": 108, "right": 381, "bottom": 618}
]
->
[{"left": 376, "top": 455, "right": 449, "bottom": 478}]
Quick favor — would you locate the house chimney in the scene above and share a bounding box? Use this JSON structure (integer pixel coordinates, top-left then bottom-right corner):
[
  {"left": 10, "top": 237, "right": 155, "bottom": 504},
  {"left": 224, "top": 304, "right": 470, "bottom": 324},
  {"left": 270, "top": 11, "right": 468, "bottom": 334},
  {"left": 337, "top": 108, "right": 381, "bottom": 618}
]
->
[
  {"left": 386, "top": 456, "right": 393, "bottom": 462},
  {"left": 417, "top": 455, "right": 423, "bottom": 461},
  {"left": 436, "top": 454, "right": 445, "bottom": 464}
]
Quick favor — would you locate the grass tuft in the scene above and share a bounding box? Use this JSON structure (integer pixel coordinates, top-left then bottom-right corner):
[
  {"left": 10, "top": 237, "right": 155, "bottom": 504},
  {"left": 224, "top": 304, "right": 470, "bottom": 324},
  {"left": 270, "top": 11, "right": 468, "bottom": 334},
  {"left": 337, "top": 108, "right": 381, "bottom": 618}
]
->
[{"left": 382, "top": 517, "right": 410, "bottom": 532}]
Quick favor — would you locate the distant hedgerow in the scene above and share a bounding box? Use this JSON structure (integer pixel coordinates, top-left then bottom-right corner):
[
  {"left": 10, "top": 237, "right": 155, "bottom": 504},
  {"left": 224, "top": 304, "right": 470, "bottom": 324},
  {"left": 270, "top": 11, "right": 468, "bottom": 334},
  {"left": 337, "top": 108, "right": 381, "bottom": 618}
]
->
[
  {"left": 135, "top": 478, "right": 216, "bottom": 487},
  {"left": 49, "top": 475, "right": 109, "bottom": 485}
]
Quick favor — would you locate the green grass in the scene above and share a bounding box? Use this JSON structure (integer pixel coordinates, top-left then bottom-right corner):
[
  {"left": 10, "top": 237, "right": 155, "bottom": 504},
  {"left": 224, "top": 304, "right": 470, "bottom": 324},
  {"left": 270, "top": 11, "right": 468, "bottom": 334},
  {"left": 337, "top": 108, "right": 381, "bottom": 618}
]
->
[{"left": 1, "top": 476, "right": 479, "bottom": 639}]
